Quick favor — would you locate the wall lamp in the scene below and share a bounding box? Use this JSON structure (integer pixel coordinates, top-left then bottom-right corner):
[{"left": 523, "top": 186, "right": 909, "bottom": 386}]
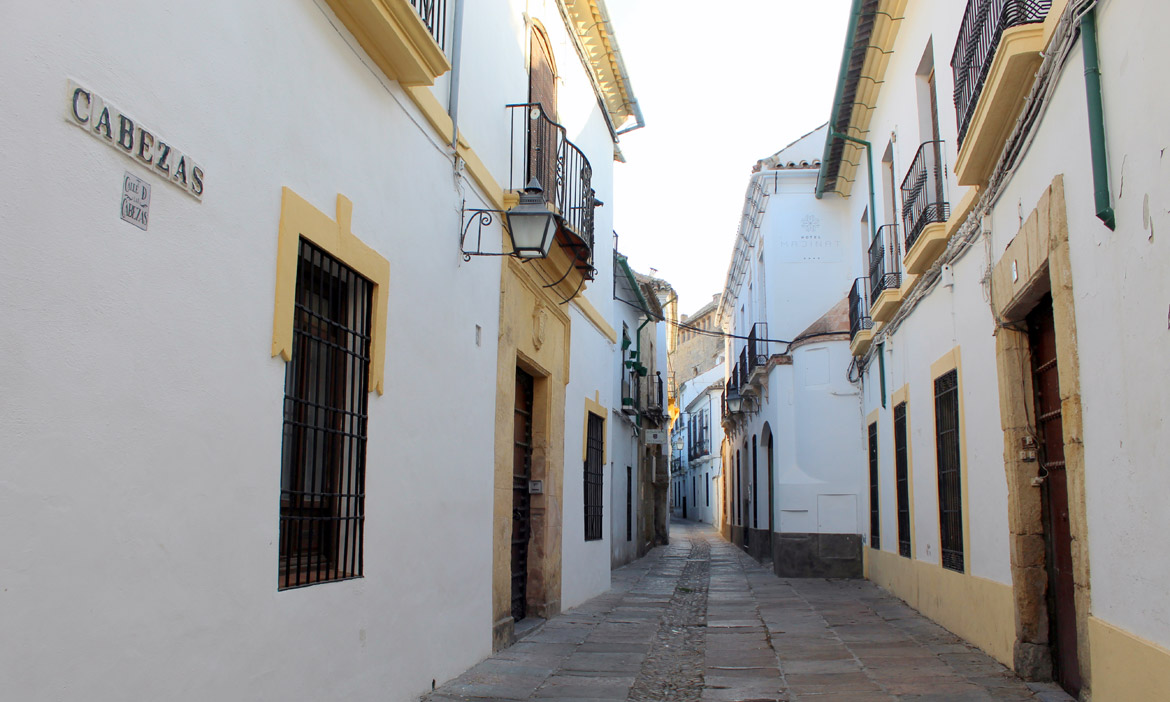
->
[{"left": 461, "top": 179, "right": 559, "bottom": 261}]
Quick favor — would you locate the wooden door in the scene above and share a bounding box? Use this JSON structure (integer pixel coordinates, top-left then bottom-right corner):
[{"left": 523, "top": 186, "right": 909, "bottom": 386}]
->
[
  {"left": 1028, "top": 295, "right": 1081, "bottom": 696},
  {"left": 528, "top": 29, "right": 558, "bottom": 204},
  {"left": 511, "top": 368, "right": 535, "bottom": 622}
]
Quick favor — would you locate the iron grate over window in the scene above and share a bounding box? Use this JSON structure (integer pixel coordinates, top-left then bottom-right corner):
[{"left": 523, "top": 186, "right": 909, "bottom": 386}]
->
[
  {"left": 934, "top": 370, "right": 964, "bottom": 572},
  {"left": 584, "top": 413, "right": 604, "bottom": 541},
  {"left": 279, "top": 238, "right": 372, "bottom": 590},
  {"left": 894, "top": 402, "right": 912, "bottom": 558},
  {"left": 626, "top": 466, "right": 633, "bottom": 542},
  {"left": 868, "top": 422, "right": 880, "bottom": 550}
]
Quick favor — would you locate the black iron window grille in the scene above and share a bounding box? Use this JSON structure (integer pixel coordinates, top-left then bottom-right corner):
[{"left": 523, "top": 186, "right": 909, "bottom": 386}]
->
[
  {"left": 901, "top": 141, "right": 950, "bottom": 253},
  {"left": 279, "top": 239, "right": 372, "bottom": 590},
  {"left": 869, "top": 224, "right": 903, "bottom": 298},
  {"left": 952, "top": 0, "right": 1052, "bottom": 146},
  {"left": 584, "top": 412, "right": 604, "bottom": 541},
  {"left": 409, "top": 0, "right": 447, "bottom": 52},
  {"left": 507, "top": 104, "right": 596, "bottom": 274},
  {"left": 868, "top": 422, "right": 880, "bottom": 550},
  {"left": 849, "top": 278, "right": 873, "bottom": 340},
  {"left": 934, "top": 370, "right": 965, "bottom": 572},
  {"left": 894, "top": 402, "right": 912, "bottom": 558}
]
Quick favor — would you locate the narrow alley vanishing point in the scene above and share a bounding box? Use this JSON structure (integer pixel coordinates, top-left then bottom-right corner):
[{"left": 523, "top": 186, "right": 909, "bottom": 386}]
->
[{"left": 427, "top": 522, "right": 1073, "bottom": 702}]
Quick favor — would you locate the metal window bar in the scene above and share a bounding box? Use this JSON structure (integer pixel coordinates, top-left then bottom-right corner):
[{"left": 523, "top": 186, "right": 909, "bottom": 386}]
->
[
  {"left": 869, "top": 224, "right": 903, "bottom": 298},
  {"left": 279, "top": 238, "right": 372, "bottom": 590},
  {"left": 894, "top": 402, "right": 912, "bottom": 558},
  {"left": 951, "top": 0, "right": 1051, "bottom": 146},
  {"left": 901, "top": 140, "right": 951, "bottom": 253},
  {"left": 507, "top": 104, "right": 595, "bottom": 270},
  {"left": 849, "top": 277, "right": 874, "bottom": 340},
  {"left": 868, "top": 422, "right": 880, "bottom": 550},
  {"left": 584, "top": 413, "right": 604, "bottom": 541},
  {"left": 934, "top": 370, "right": 965, "bottom": 572},
  {"left": 409, "top": 0, "right": 447, "bottom": 52}
]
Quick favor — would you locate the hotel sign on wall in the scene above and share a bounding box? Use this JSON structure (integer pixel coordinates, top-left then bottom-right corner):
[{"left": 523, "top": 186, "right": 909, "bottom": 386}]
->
[{"left": 65, "top": 79, "right": 205, "bottom": 201}]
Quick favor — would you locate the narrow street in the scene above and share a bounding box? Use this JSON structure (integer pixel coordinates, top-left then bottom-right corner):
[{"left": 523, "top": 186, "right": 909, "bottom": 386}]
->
[{"left": 426, "top": 521, "right": 1073, "bottom": 702}]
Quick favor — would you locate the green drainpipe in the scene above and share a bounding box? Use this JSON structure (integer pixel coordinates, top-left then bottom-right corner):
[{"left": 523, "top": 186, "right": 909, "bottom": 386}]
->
[
  {"left": 816, "top": 0, "right": 867, "bottom": 200},
  {"left": 832, "top": 130, "right": 877, "bottom": 242},
  {"left": 1081, "top": 7, "right": 1115, "bottom": 230},
  {"left": 877, "top": 342, "right": 887, "bottom": 409}
]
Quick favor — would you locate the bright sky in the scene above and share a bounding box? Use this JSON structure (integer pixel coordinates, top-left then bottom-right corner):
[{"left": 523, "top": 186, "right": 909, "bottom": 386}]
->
[{"left": 607, "top": 0, "right": 851, "bottom": 315}]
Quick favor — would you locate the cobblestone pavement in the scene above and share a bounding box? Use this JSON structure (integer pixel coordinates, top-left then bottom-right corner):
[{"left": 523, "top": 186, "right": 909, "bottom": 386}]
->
[{"left": 424, "top": 521, "right": 1073, "bottom": 701}]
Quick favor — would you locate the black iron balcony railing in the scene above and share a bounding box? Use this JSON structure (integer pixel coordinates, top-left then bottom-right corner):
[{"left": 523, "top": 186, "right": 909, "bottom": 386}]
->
[
  {"left": 738, "top": 348, "right": 750, "bottom": 389},
  {"left": 747, "top": 322, "right": 769, "bottom": 374},
  {"left": 901, "top": 141, "right": 951, "bottom": 253},
  {"left": 869, "top": 224, "right": 903, "bottom": 298},
  {"left": 410, "top": 0, "right": 447, "bottom": 52},
  {"left": 849, "top": 278, "right": 873, "bottom": 340},
  {"left": 952, "top": 0, "right": 1051, "bottom": 146},
  {"left": 508, "top": 104, "right": 596, "bottom": 270},
  {"left": 644, "top": 373, "right": 664, "bottom": 418}
]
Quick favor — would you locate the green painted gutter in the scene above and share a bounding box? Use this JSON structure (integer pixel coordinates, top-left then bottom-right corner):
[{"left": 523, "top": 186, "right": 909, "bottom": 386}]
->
[
  {"left": 1080, "top": 7, "right": 1115, "bottom": 230},
  {"left": 816, "top": 0, "right": 867, "bottom": 200},
  {"left": 832, "top": 130, "right": 877, "bottom": 242}
]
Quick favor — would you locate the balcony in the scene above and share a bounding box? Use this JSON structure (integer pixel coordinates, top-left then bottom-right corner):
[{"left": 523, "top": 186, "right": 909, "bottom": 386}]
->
[
  {"left": 324, "top": 0, "right": 451, "bottom": 86},
  {"left": 901, "top": 141, "right": 951, "bottom": 275},
  {"left": 869, "top": 224, "right": 905, "bottom": 323},
  {"left": 849, "top": 277, "right": 874, "bottom": 357},
  {"left": 643, "top": 373, "right": 666, "bottom": 424},
  {"left": 621, "top": 369, "right": 639, "bottom": 416},
  {"left": 952, "top": 0, "right": 1051, "bottom": 186},
  {"left": 746, "top": 322, "right": 769, "bottom": 384},
  {"left": 508, "top": 104, "right": 597, "bottom": 276},
  {"left": 409, "top": 0, "right": 447, "bottom": 51}
]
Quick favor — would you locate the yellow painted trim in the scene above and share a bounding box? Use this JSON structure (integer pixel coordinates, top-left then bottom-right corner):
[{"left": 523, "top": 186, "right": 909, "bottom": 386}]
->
[
  {"left": 868, "top": 547, "right": 1015, "bottom": 667},
  {"left": 1088, "top": 616, "right": 1170, "bottom": 700},
  {"left": 903, "top": 221, "right": 947, "bottom": 275},
  {"left": 850, "top": 328, "right": 874, "bottom": 357},
  {"left": 324, "top": 0, "right": 450, "bottom": 87},
  {"left": 273, "top": 187, "right": 390, "bottom": 395},
  {"left": 402, "top": 86, "right": 506, "bottom": 211},
  {"left": 871, "top": 285, "right": 904, "bottom": 323},
  {"left": 892, "top": 384, "right": 916, "bottom": 557},
  {"left": 930, "top": 347, "right": 969, "bottom": 573},
  {"left": 573, "top": 294, "right": 618, "bottom": 344},
  {"left": 583, "top": 395, "right": 607, "bottom": 464},
  {"left": 953, "top": 24, "right": 1045, "bottom": 186},
  {"left": 833, "top": 0, "right": 908, "bottom": 197},
  {"left": 1041, "top": 0, "right": 1072, "bottom": 52},
  {"left": 561, "top": 0, "right": 637, "bottom": 131}
]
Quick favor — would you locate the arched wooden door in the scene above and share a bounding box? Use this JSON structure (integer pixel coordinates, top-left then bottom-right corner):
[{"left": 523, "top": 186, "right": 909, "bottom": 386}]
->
[{"left": 528, "top": 27, "right": 558, "bottom": 205}]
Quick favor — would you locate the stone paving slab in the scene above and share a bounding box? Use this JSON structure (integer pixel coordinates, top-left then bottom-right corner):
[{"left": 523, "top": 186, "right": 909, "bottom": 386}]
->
[{"left": 423, "top": 522, "right": 1075, "bottom": 702}]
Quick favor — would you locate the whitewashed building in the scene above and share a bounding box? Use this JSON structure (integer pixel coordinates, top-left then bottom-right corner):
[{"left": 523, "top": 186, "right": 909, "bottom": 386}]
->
[
  {"left": 744, "top": 0, "right": 1170, "bottom": 698},
  {"left": 674, "top": 363, "right": 725, "bottom": 526},
  {"left": 0, "top": 1, "right": 643, "bottom": 700},
  {"left": 716, "top": 125, "right": 867, "bottom": 575},
  {"left": 610, "top": 253, "right": 669, "bottom": 568}
]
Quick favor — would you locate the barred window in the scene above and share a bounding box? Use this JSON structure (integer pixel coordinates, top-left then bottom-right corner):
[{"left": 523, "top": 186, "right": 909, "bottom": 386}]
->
[
  {"left": 279, "top": 239, "right": 372, "bottom": 589},
  {"left": 894, "top": 402, "right": 912, "bottom": 558},
  {"left": 584, "top": 412, "right": 604, "bottom": 541},
  {"left": 625, "top": 466, "right": 633, "bottom": 542},
  {"left": 868, "top": 421, "right": 880, "bottom": 550},
  {"left": 935, "top": 370, "right": 964, "bottom": 572}
]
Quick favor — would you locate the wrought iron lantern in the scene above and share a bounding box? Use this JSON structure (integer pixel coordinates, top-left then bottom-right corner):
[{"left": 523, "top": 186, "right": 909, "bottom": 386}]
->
[
  {"left": 505, "top": 178, "right": 558, "bottom": 258},
  {"left": 725, "top": 387, "right": 744, "bottom": 414}
]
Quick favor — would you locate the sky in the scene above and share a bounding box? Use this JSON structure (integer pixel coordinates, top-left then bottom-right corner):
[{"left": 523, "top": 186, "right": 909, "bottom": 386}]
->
[{"left": 606, "top": 0, "right": 852, "bottom": 315}]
